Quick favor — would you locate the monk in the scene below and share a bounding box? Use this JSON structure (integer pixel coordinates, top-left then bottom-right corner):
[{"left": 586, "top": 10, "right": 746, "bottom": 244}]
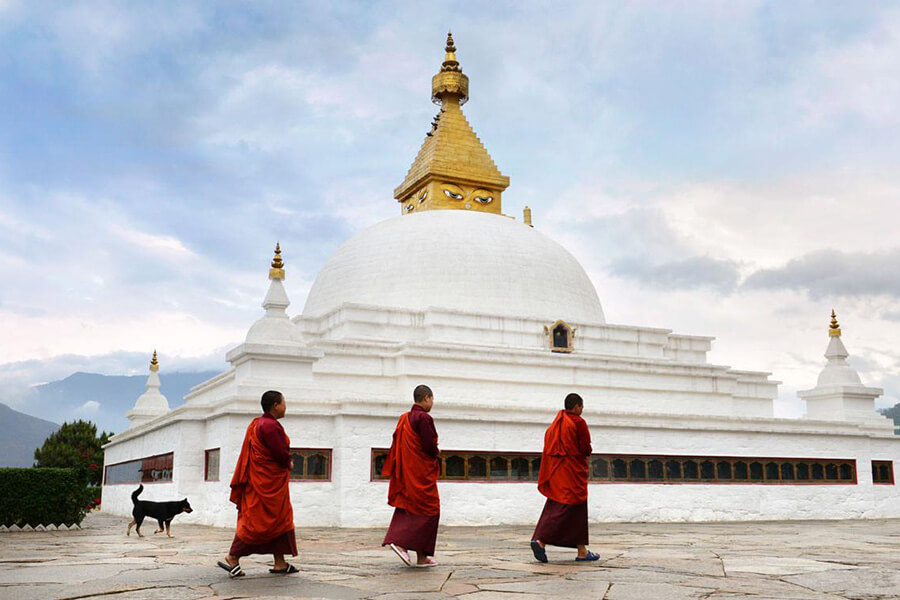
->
[
  {"left": 530, "top": 393, "right": 601, "bottom": 562},
  {"left": 218, "top": 390, "right": 298, "bottom": 577},
  {"left": 382, "top": 384, "right": 441, "bottom": 567}
]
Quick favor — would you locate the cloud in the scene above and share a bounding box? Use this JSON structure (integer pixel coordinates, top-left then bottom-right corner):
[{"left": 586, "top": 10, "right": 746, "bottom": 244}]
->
[
  {"left": 743, "top": 248, "right": 900, "bottom": 299},
  {"left": 114, "top": 227, "right": 196, "bottom": 260},
  {"left": 77, "top": 400, "right": 100, "bottom": 413},
  {"left": 609, "top": 255, "right": 740, "bottom": 292},
  {"left": 790, "top": 8, "right": 900, "bottom": 128}
]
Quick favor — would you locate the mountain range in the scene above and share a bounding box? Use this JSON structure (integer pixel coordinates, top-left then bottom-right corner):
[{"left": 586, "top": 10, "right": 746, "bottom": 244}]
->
[
  {"left": 3, "top": 370, "right": 218, "bottom": 437},
  {"left": 0, "top": 403, "right": 60, "bottom": 467}
]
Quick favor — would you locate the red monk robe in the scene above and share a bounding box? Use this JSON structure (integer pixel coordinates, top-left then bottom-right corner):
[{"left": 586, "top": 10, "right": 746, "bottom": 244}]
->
[
  {"left": 533, "top": 409, "right": 592, "bottom": 548},
  {"left": 382, "top": 404, "right": 441, "bottom": 556},
  {"left": 228, "top": 413, "right": 297, "bottom": 557}
]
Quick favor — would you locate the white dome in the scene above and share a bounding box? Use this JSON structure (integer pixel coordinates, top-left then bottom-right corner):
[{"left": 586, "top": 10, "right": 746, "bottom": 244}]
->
[{"left": 303, "top": 210, "right": 605, "bottom": 323}]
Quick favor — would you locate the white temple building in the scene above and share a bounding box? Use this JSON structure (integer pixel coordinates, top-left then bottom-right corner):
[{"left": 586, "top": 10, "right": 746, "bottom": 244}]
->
[{"left": 102, "top": 35, "right": 899, "bottom": 527}]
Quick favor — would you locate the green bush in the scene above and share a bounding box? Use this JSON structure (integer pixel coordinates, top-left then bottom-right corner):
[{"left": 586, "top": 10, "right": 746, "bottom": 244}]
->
[
  {"left": 86, "top": 485, "right": 102, "bottom": 509},
  {"left": 0, "top": 468, "right": 90, "bottom": 527}
]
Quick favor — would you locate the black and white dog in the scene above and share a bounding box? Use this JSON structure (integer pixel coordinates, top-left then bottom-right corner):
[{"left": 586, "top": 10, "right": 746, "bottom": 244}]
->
[{"left": 127, "top": 484, "right": 193, "bottom": 538}]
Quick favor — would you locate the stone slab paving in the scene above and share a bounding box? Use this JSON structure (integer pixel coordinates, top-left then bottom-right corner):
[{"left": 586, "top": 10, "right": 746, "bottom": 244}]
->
[{"left": 0, "top": 512, "right": 898, "bottom": 599}]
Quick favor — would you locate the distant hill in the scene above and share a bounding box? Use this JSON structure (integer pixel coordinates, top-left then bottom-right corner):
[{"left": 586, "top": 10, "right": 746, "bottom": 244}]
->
[
  {"left": 11, "top": 370, "right": 218, "bottom": 435},
  {"left": 0, "top": 403, "right": 59, "bottom": 467}
]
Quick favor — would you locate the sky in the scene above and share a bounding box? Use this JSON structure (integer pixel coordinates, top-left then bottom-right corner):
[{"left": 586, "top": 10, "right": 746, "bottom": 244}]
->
[{"left": 1, "top": 1, "right": 899, "bottom": 423}]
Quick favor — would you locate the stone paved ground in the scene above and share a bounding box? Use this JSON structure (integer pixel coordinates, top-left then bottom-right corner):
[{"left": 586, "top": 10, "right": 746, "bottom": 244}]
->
[{"left": 1, "top": 512, "right": 900, "bottom": 600}]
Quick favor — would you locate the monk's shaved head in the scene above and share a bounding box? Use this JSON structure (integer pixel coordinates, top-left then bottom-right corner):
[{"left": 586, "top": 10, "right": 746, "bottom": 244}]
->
[
  {"left": 564, "top": 393, "right": 583, "bottom": 411},
  {"left": 413, "top": 385, "right": 433, "bottom": 403},
  {"left": 261, "top": 390, "right": 284, "bottom": 413}
]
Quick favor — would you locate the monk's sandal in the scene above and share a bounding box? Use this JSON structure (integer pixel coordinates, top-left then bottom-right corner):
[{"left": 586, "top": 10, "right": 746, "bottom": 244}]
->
[
  {"left": 217, "top": 560, "right": 245, "bottom": 578},
  {"left": 270, "top": 563, "right": 299, "bottom": 574}
]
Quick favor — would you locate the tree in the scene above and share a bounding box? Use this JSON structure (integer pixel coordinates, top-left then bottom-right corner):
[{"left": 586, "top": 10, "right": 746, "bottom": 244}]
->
[
  {"left": 33, "top": 420, "right": 112, "bottom": 486},
  {"left": 878, "top": 404, "right": 900, "bottom": 432}
]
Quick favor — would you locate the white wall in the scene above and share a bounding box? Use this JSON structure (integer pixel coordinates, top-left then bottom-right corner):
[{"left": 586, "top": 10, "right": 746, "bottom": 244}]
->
[{"left": 105, "top": 410, "right": 900, "bottom": 528}]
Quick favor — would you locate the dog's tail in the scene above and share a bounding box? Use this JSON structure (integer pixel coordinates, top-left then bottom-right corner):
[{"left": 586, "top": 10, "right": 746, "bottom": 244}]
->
[{"left": 131, "top": 484, "right": 144, "bottom": 504}]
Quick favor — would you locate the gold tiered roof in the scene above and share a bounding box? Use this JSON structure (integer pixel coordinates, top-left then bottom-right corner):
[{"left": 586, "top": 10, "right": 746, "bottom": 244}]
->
[{"left": 394, "top": 32, "right": 510, "bottom": 215}]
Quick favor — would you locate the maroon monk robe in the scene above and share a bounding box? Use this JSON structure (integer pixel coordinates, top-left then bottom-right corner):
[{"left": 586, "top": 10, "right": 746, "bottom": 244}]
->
[
  {"left": 382, "top": 404, "right": 441, "bottom": 556},
  {"left": 533, "top": 410, "right": 592, "bottom": 548},
  {"left": 229, "top": 413, "right": 298, "bottom": 558}
]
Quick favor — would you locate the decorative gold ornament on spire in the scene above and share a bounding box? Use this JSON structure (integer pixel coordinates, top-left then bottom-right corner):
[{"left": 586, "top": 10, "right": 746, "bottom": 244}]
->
[
  {"left": 269, "top": 242, "right": 285, "bottom": 280},
  {"left": 829, "top": 309, "right": 841, "bottom": 337},
  {"left": 150, "top": 350, "right": 159, "bottom": 372},
  {"left": 432, "top": 30, "right": 468, "bottom": 105},
  {"left": 441, "top": 31, "right": 460, "bottom": 72},
  {"left": 395, "top": 32, "right": 509, "bottom": 216},
  {"left": 523, "top": 206, "right": 533, "bottom": 227}
]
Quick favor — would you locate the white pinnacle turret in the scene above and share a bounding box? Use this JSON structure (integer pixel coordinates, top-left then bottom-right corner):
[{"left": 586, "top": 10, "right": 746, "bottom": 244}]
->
[
  {"left": 799, "top": 310, "right": 888, "bottom": 428},
  {"left": 245, "top": 242, "right": 304, "bottom": 344},
  {"left": 126, "top": 350, "right": 171, "bottom": 427},
  {"left": 816, "top": 309, "right": 862, "bottom": 387}
]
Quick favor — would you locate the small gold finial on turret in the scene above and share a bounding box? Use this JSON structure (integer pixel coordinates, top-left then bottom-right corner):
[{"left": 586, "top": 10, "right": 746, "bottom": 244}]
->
[
  {"left": 829, "top": 309, "right": 841, "bottom": 337},
  {"left": 150, "top": 350, "right": 159, "bottom": 372},
  {"left": 524, "top": 206, "right": 533, "bottom": 227},
  {"left": 269, "top": 242, "right": 285, "bottom": 280}
]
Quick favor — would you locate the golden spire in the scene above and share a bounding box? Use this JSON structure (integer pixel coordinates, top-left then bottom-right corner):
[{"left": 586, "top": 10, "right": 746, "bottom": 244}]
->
[
  {"left": 432, "top": 30, "right": 469, "bottom": 105},
  {"left": 149, "top": 350, "right": 159, "bottom": 372},
  {"left": 269, "top": 242, "right": 285, "bottom": 280},
  {"left": 829, "top": 309, "right": 841, "bottom": 337},
  {"left": 395, "top": 32, "right": 509, "bottom": 216}
]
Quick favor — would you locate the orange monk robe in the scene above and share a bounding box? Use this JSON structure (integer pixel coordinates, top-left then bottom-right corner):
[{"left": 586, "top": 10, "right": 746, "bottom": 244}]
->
[
  {"left": 382, "top": 410, "right": 440, "bottom": 516},
  {"left": 533, "top": 409, "right": 592, "bottom": 548},
  {"left": 230, "top": 415, "right": 294, "bottom": 545},
  {"left": 538, "top": 409, "right": 591, "bottom": 504}
]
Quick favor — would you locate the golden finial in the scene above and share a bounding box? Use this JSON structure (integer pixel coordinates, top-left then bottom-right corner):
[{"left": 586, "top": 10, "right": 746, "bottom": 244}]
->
[
  {"left": 523, "top": 206, "right": 533, "bottom": 227},
  {"left": 149, "top": 350, "right": 159, "bottom": 372},
  {"left": 442, "top": 31, "right": 460, "bottom": 72},
  {"left": 432, "top": 31, "right": 468, "bottom": 105},
  {"left": 269, "top": 242, "right": 285, "bottom": 280},
  {"left": 829, "top": 309, "right": 841, "bottom": 337}
]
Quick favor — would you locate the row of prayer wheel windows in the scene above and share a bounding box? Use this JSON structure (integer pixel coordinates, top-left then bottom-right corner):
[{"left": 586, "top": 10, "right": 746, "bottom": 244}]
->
[
  {"left": 370, "top": 450, "right": 872, "bottom": 485},
  {"left": 592, "top": 456, "right": 857, "bottom": 484},
  {"left": 103, "top": 450, "right": 892, "bottom": 486},
  {"left": 202, "top": 448, "right": 331, "bottom": 482}
]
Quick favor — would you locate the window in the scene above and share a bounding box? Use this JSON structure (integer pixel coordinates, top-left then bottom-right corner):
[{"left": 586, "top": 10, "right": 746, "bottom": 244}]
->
[
  {"left": 546, "top": 320, "right": 574, "bottom": 353},
  {"left": 289, "top": 448, "right": 332, "bottom": 481},
  {"left": 369, "top": 449, "right": 858, "bottom": 485},
  {"left": 204, "top": 448, "right": 220, "bottom": 481},
  {"left": 873, "top": 461, "right": 894, "bottom": 485},
  {"left": 104, "top": 453, "right": 173, "bottom": 485}
]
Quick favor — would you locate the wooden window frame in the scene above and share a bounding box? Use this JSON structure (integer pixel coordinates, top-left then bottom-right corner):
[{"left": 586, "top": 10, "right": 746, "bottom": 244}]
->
[
  {"left": 370, "top": 449, "right": 858, "bottom": 485},
  {"left": 289, "top": 448, "right": 333, "bottom": 482},
  {"left": 103, "top": 452, "right": 174, "bottom": 485},
  {"left": 204, "top": 448, "right": 220, "bottom": 482},
  {"left": 872, "top": 460, "right": 894, "bottom": 485}
]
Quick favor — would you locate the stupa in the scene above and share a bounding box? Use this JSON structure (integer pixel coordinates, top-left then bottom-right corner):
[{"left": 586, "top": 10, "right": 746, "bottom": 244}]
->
[{"left": 103, "top": 34, "right": 899, "bottom": 527}]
